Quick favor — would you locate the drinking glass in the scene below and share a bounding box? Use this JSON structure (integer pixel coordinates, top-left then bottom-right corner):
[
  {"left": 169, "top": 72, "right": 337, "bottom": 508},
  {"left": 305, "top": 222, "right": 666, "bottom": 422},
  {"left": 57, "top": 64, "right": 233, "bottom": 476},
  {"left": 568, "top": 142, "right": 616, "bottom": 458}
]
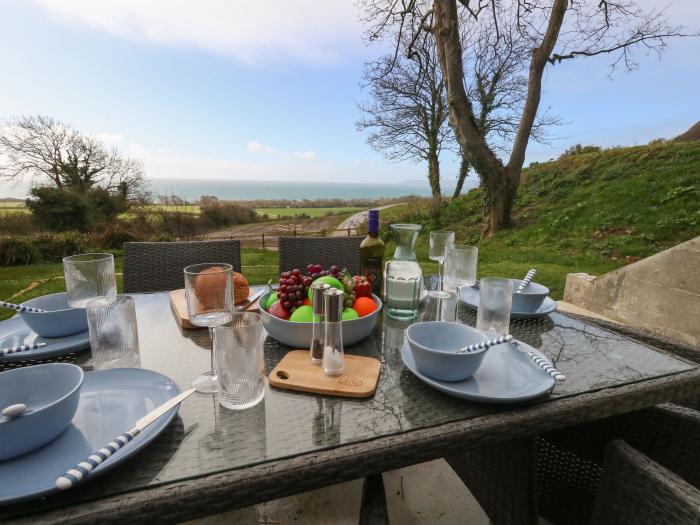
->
[
  {"left": 63, "top": 253, "right": 117, "bottom": 307},
  {"left": 476, "top": 277, "right": 513, "bottom": 336},
  {"left": 86, "top": 295, "right": 140, "bottom": 370},
  {"left": 443, "top": 245, "right": 478, "bottom": 303},
  {"left": 384, "top": 260, "right": 421, "bottom": 320},
  {"left": 428, "top": 230, "right": 455, "bottom": 298},
  {"left": 214, "top": 312, "right": 265, "bottom": 410},
  {"left": 422, "top": 275, "right": 457, "bottom": 322},
  {"left": 184, "top": 263, "right": 233, "bottom": 394}
]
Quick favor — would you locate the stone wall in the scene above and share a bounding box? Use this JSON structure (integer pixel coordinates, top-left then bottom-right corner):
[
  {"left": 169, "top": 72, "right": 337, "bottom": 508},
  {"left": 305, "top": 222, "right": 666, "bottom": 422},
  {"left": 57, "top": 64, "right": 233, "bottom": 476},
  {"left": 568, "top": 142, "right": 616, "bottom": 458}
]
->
[{"left": 564, "top": 237, "right": 700, "bottom": 346}]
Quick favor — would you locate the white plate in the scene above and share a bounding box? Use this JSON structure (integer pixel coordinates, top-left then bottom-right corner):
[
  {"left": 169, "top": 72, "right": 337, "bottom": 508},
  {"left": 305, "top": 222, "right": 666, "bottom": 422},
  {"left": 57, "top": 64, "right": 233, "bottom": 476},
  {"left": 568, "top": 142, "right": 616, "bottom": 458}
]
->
[
  {"left": 401, "top": 340, "right": 555, "bottom": 403},
  {"left": 0, "top": 316, "right": 90, "bottom": 363}
]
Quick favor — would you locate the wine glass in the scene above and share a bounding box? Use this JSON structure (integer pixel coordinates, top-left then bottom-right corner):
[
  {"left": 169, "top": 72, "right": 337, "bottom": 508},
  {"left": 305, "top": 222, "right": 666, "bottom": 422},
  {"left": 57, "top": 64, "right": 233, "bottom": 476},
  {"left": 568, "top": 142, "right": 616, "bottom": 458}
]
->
[
  {"left": 428, "top": 230, "right": 455, "bottom": 299},
  {"left": 443, "top": 245, "right": 478, "bottom": 304},
  {"left": 184, "top": 263, "right": 233, "bottom": 394}
]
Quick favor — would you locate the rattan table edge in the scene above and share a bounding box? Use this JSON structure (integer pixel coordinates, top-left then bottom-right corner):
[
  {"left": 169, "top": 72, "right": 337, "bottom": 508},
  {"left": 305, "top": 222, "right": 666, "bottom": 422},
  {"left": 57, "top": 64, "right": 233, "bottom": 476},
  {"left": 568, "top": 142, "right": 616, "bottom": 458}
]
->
[{"left": 7, "top": 366, "right": 700, "bottom": 525}]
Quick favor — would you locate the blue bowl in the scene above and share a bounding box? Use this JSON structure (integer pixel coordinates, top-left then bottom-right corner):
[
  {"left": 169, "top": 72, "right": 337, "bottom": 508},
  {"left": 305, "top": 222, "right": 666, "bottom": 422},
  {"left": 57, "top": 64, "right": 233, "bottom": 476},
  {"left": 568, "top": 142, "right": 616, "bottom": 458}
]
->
[
  {"left": 509, "top": 279, "right": 549, "bottom": 313},
  {"left": 0, "top": 363, "right": 84, "bottom": 460},
  {"left": 259, "top": 291, "right": 382, "bottom": 348},
  {"left": 406, "top": 322, "right": 489, "bottom": 382},
  {"left": 19, "top": 293, "right": 88, "bottom": 338}
]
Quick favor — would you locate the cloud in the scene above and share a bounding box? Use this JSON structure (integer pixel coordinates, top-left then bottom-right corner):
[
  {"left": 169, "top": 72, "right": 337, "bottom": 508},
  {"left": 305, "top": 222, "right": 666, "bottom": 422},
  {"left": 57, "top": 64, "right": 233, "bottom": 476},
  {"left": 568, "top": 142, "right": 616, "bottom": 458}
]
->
[
  {"left": 95, "top": 132, "right": 124, "bottom": 144},
  {"left": 246, "top": 140, "right": 317, "bottom": 161},
  {"left": 33, "top": 0, "right": 367, "bottom": 66}
]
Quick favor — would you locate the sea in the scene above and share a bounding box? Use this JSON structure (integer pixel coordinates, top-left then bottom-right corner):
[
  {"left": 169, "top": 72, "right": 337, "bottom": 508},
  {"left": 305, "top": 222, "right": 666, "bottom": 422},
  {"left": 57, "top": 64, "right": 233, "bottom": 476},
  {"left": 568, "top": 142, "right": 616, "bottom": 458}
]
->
[
  {"left": 147, "top": 178, "right": 470, "bottom": 201},
  {"left": 1, "top": 177, "right": 476, "bottom": 201}
]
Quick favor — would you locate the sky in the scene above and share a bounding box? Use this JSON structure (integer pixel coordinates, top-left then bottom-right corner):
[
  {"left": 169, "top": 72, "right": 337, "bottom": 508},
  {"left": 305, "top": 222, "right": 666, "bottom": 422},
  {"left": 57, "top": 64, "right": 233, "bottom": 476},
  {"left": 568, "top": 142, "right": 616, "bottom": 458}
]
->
[{"left": 0, "top": 0, "right": 699, "bottom": 197}]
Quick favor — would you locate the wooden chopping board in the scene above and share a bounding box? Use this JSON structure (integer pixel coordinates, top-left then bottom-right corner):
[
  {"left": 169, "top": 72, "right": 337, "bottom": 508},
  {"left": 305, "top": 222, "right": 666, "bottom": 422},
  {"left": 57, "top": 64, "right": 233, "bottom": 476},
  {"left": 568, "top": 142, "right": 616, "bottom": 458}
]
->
[
  {"left": 169, "top": 289, "right": 262, "bottom": 330},
  {"left": 269, "top": 350, "right": 381, "bottom": 398}
]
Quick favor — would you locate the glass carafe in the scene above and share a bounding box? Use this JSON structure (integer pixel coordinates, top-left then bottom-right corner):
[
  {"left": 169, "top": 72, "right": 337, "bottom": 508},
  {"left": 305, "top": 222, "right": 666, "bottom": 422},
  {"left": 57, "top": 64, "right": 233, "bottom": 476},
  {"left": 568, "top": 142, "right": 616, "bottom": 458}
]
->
[{"left": 384, "top": 224, "right": 423, "bottom": 320}]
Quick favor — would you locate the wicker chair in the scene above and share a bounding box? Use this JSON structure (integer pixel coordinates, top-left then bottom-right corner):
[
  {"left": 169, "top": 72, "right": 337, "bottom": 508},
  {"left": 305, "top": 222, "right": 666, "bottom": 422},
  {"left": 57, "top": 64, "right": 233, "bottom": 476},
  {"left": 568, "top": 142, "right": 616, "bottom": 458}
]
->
[
  {"left": 590, "top": 440, "right": 700, "bottom": 525},
  {"left": 446, "top": 321, "right": 700, "bottom": 525},
  {"left": 278, "top": 236, "right": 364, "bottom": 276},
  {"left": 123, "top": 240, "right": 241, "bottom": 293},
  {"left": 537, "top": 403, "right": 700, "bottom": 524}
]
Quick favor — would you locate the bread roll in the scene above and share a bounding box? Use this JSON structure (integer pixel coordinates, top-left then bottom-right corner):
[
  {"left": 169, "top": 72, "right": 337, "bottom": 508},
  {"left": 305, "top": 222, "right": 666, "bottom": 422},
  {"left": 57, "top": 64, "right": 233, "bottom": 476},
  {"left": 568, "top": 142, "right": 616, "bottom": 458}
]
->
[{"left": 232, "top": 272, "right": 250, "bottom": 304}]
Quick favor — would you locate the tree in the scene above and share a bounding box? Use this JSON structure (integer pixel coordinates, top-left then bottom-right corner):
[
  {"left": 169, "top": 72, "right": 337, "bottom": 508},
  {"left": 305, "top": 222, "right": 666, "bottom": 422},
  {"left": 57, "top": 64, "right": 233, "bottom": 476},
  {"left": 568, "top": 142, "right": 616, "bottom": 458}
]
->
[
  {"left": 360, "top": 0, "right": 692, "bottom": 235},
  {"left": 357, "top": 32, "right": 450, "bottom": 208},
  {"left": 0, "top": 115, "right": 145, "bottom": 199}
]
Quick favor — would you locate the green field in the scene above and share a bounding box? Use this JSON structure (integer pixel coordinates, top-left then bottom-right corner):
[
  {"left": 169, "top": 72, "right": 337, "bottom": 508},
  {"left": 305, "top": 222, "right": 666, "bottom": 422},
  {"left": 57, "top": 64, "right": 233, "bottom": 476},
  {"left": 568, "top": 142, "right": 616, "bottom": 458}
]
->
[
  {"left": 254, "top": 207, "right": 364, "bottom": 219},
  {"left": 0, "top": 201, "right": 364, "bottom": 220}
]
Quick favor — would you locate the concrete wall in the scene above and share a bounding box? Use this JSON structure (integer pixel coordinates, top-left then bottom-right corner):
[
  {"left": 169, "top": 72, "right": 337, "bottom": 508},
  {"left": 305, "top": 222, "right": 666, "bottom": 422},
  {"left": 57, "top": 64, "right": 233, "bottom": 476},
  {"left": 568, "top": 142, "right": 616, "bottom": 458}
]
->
[{"left": 564, "top": 237, "right": 700, "bottom": 347}]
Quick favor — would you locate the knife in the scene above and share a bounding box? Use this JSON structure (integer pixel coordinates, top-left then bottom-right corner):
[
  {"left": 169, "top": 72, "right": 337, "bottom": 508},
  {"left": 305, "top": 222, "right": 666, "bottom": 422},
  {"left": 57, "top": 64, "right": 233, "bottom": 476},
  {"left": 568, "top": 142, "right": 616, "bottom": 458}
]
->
[
  {"left": 55, "top": 387, "right": 195, "bottom": 490},
  {"left": 237, "top": 289, "right": 266, "bottom": 311}
]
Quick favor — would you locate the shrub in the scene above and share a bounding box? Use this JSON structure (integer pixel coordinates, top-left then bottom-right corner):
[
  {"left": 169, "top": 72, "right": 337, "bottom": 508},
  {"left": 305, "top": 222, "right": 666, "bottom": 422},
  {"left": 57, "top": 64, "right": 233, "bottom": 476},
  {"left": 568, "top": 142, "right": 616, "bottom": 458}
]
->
[
  {"left": 34, "top": 232, "right": 88, "bottom": 262},
  {"left": 26, "top": 187, "right": 92, "bottom": 232},
  {"left": 26, "top": 186, "right": 131, "bottom": 232},
  {"left": 200, "top": 202, "right": 258, "bottom": 228},
  {"left": 92, "top": 223, "right": 142, "bottom": 249},
  {"left": 0, "top": 213, "right": 37, "bottom": 235},
  {"left": 0, "top": 237, "right": 39, "bottom": 265},
  {"left": 560, "top": 144, "right": 602, "bottom": 157}
]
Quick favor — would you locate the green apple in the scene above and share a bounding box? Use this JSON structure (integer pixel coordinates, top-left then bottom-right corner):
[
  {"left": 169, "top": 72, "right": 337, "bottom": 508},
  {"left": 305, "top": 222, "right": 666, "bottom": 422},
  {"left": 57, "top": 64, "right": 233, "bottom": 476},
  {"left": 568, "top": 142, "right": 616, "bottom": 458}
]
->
[
  {"left": 289, "top": 305, "right": 314, "bottom": 323},
  {"left": 342, "top": 307, "right": 359, "bottom": 321},
  {"left": 264, "top": 291, "right": 277, "bottom": 310},
  {"left": 307, "top": 276, "right": 344, "bottom": 302}
]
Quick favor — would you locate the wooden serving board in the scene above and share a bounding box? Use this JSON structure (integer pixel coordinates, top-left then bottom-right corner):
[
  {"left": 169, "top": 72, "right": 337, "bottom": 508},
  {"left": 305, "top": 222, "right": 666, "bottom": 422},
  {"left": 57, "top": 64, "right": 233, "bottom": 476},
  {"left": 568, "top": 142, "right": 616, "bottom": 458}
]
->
[
  {"left": 170, "top": 289, "right": 263, "bottom": 330},
  {"left": 269, "top": 350, "right": 381, "bottom": 398},
  {"left": 170, "top": 289, "right": 196, "bottom": 329}
]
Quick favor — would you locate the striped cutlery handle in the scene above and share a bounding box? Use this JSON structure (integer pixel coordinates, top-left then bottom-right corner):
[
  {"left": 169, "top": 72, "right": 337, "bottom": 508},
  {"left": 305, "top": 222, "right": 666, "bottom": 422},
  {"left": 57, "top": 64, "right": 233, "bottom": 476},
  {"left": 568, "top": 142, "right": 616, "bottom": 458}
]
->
[
  {"left": 525, "top": 352, "right": 566, "bottom": 382},
  {"left": 516, "top": 269, "right": 537, "bottom": 293},
  {"left": 56, "top": 427, "right": 141, "bottom": 490},
  {"left": 459, "top": 334, "right": 513, "bottom": 353},
  {"left": 0, "top": 300, "right": 44, "bottom": 313},
  {"left": 1, "top": 342, "right": 47, "bottom": 355}
]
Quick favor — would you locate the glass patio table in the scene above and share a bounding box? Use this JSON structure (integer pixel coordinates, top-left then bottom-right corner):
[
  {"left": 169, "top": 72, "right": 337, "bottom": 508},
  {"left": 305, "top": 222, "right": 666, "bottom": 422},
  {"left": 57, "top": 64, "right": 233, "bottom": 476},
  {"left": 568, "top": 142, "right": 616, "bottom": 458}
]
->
[{"left": 2, "top": 288, "right": 699, "bottom": 523}]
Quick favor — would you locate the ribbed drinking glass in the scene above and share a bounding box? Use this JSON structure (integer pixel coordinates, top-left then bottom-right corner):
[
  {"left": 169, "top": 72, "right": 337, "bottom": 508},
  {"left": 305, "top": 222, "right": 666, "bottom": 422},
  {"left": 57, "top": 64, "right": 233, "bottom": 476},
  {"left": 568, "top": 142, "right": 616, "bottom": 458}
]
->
[
  {"left": 63, "top": 253, "right": 117, "bottom": 308},
  {"left": 86, "top": 295, "right": 140, "bottom": 370},
  {"left": 214, "top": 312, "right": 265, "bottom": 410}
]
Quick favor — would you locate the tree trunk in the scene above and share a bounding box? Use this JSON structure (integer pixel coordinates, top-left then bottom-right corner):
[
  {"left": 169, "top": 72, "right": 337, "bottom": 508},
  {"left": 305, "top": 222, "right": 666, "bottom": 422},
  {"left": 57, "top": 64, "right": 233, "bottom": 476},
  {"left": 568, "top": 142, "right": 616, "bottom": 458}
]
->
[
  {"left": 453, "top": 151, "right": 469, "bottom": 198},
  {"left": 481, "top": 166, "right": 520, "bottom": 236},
  {"left": 427, "top": 150, "right": 442, "bottom": 215},
  {"left": 433, "top": 0, "right": 568, "bottom": 236}
]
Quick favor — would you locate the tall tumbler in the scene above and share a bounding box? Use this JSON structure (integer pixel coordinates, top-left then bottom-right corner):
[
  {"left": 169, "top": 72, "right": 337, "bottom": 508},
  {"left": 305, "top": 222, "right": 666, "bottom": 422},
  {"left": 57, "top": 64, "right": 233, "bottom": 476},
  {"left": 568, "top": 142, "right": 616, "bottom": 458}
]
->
[
  {"left": 63, "top": 253, "right": 117, "bottom": 308},
  {"left": 214, "top": 312, "right": 265, "bottom": 410},
  {"left": 476, "top": 278, "right": 513, "bottom": 336},
  {"left": 87, "top": 295, "right": 140, "bottom": 370}
]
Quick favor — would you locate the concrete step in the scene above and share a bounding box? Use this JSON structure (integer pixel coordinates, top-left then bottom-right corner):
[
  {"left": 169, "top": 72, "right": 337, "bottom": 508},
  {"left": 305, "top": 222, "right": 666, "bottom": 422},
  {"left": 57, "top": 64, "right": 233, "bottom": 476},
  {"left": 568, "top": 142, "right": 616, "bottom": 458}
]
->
[{"left": 183, "top": 459, "right": 489, "bottom": 524}]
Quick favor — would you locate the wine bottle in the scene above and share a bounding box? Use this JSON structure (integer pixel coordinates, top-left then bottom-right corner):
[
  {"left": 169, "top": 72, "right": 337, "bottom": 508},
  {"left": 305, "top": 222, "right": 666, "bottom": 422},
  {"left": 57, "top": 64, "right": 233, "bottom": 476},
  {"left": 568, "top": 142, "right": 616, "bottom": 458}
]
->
[{"left": 360, "top": 209, "right": 385, "bottom": 296}]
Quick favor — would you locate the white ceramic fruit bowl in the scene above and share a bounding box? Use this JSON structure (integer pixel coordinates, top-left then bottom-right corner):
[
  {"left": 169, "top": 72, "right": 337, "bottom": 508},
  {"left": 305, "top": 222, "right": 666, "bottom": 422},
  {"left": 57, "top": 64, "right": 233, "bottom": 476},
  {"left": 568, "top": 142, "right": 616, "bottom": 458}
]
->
[{"left": 259, "top": 291, "right": 382, "bottom": 348}]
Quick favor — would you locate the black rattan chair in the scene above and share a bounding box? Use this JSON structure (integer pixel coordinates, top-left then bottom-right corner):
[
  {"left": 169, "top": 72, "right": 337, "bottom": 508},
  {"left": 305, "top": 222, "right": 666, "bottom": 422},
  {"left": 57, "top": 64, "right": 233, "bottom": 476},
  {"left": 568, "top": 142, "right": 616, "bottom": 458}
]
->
[
  {"left": 590, "top": 439, "right": 700, "bottom": 525},
  {"left": 278, "top": 236, "right": 364, "bottom": 276},
  {"left": 123, "top": 240, "right": 241, "bottom": 293},
  {"left": 537, "top": 403, "right": 700, "bottom": 525}
]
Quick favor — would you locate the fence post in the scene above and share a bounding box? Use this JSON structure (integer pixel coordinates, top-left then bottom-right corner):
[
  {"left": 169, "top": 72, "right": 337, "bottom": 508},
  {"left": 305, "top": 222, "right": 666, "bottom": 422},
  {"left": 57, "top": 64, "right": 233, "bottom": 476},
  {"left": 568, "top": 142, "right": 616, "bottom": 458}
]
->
[
  {"left": 262, "top": 233, "right": 265, "bottom": 250},
  {"left": 347, "top": 228, "right": 351, "bottom": 236},
  {"left": 293, "top": 225, "right": 297, "bottom": 237}
]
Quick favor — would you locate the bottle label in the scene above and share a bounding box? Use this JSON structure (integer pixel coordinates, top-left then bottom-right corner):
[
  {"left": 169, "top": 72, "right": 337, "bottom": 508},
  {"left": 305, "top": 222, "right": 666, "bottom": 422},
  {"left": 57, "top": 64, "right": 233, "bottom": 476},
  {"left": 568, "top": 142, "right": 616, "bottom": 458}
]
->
[{"left": 362, "top": 256, "right": 383, "bottom": 295}]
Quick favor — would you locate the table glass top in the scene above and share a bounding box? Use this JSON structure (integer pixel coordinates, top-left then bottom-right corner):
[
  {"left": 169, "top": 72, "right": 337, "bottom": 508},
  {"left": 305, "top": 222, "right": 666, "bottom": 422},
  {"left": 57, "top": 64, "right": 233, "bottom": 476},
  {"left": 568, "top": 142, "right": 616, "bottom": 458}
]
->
[{"left": 1, "top": 289, "right": 695, "bottom": 515}]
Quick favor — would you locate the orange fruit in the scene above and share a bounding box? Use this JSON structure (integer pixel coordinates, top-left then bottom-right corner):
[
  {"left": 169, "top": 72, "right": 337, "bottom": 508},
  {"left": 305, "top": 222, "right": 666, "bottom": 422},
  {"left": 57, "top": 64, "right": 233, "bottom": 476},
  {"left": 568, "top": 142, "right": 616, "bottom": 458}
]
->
[{"left": 353, "top": 296, "right": 377, "bottom": 317}]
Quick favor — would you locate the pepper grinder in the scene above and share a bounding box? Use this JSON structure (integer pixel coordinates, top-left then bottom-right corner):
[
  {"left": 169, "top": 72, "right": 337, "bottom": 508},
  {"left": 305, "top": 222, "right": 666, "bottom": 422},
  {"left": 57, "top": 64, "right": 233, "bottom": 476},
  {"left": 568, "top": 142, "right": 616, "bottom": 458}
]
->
[
  {"left": 322, "top": 288, "right": 345, "bottom": 377},
  {"left": 310, "top": 282, "right": 331, "bottom": 364}
]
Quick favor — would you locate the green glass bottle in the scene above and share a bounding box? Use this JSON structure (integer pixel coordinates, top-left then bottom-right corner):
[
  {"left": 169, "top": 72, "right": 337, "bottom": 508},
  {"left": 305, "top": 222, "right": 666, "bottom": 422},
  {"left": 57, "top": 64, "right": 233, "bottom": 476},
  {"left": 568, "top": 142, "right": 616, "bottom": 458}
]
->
[{"left": 360, "top": 209, "right": 385, "bottom": 296}]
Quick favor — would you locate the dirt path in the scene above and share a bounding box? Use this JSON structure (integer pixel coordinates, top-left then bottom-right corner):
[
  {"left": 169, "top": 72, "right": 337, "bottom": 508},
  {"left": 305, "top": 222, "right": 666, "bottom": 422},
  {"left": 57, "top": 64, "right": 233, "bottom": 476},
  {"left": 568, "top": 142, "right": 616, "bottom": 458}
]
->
[{"left": 331, "top": 204, "right": 402, "bottom": 236}]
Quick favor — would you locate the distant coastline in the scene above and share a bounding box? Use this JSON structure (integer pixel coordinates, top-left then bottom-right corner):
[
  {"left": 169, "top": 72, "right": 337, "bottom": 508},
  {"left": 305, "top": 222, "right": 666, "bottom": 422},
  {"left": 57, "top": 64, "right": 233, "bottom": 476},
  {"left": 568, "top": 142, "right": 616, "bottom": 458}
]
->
[
  {"left": 0, "top": 177, "right": 477, "bottom": 201},
  {"left": 146, "top": 178, "right": 474, "bottom": 201}
]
